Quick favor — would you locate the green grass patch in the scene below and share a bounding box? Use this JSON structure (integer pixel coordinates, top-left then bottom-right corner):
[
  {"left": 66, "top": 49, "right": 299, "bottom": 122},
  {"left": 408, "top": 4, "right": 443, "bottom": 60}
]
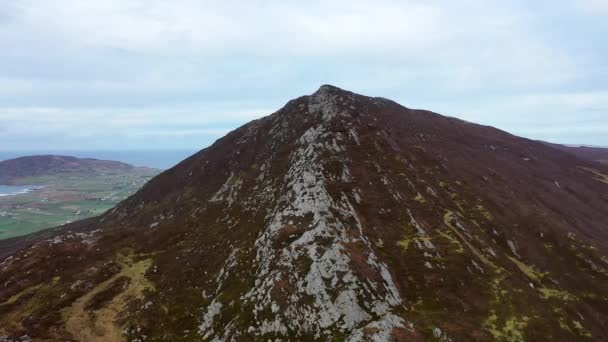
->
[{"left": 0, "top": 170, "right": 157, "bottom": 239}]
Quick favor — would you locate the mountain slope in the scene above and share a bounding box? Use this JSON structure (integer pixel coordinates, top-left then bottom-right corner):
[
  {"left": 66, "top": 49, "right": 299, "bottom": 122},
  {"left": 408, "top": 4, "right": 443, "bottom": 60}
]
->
[
  {"left": 1, "top": 85, "right": 607, "bottom": 341},
  {"left": 0, "top": 155, "right": 138, "bottom": 185}
]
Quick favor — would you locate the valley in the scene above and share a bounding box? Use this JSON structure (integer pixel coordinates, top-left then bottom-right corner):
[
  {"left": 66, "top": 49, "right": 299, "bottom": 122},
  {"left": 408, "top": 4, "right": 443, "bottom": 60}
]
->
[{"left": 0, "top": 157, "right": 158, "bottom": 239}]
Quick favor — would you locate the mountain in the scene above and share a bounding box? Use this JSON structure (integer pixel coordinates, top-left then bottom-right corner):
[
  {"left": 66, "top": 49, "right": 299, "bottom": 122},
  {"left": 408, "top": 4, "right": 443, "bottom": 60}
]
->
[
  {"left": 544, "top": 143, "right": 608, "bottom": 164},
  {"left": 1, "top": 85, "right": 607, "bottom": 341},
  {"left": 0, "top": 155, "right": 140, "bottom": 185}
]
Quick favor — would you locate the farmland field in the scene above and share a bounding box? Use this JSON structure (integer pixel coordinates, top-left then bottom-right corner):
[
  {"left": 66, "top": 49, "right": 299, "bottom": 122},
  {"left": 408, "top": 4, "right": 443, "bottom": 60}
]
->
[{"left": 0, "top": 169, "right": 158, "bottom": 239}]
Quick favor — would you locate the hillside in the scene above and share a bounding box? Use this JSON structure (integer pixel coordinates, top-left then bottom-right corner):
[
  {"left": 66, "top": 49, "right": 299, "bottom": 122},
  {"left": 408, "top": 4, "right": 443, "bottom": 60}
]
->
[
  {"left": 0, "top": 155, "right": 138, "bottom": 185},
  {"left": 545, "top": 143, "right": 608, "bottom": 164},
  {"left": 1, "top": 86, "right": 607, "bottom": 341}
]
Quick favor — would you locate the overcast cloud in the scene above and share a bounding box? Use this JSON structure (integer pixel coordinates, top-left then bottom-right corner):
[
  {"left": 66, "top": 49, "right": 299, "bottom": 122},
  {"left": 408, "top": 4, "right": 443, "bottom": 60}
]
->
[{"left": 1, "top": 0, "right": 607, "bottom": 150}]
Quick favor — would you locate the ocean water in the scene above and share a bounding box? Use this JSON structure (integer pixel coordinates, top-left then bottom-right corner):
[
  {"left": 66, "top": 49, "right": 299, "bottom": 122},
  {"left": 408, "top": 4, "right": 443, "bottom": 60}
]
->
[
  {"left": 0, "top": 150, "right": 198, "bottom": 170},
  {"left": 0, "top": 185, "right": 43, "bottom": 197}
]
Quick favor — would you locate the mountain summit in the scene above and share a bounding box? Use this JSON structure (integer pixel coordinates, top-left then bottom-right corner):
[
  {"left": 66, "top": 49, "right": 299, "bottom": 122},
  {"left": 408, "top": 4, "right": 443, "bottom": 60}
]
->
[{"left": 1, "top": 86, "right": 608, "bottom": 341}]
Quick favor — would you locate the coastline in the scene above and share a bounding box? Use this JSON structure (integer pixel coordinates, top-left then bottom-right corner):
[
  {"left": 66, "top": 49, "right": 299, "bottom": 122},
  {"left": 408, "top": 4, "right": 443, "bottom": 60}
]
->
[{"left": 0, "top": 185, "right": 45, "bottom": 197}]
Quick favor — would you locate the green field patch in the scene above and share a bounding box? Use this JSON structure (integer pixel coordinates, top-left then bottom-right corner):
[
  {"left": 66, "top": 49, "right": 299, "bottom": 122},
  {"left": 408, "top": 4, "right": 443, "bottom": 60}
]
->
[{"left": 0, "top": 170, "right": 157, "bottom": 239}]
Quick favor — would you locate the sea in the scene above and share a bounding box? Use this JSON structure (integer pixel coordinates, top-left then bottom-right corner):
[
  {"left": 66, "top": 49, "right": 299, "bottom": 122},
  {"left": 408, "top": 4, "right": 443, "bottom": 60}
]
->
[
  {"left": 0, "top": 150, "right": 198, "bottom": 170},
  {"left": 0, "top": 185, "right": 44, "bottom": 197}
]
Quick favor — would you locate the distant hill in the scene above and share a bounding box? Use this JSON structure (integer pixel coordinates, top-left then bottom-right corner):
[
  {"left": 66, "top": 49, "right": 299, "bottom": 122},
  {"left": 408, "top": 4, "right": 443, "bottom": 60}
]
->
[
  {"left": 0, "top": 155, "right": 143, "bottom": 184},
  {"left": 544, "top": 143, "right": 608, "bottom": 164}
]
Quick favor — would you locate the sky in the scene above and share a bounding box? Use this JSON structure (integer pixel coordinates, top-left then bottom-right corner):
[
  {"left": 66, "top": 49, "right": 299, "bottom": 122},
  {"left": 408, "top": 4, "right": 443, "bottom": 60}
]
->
[{"left": 1, "top": 0, "right": 607, "bottom": 151}]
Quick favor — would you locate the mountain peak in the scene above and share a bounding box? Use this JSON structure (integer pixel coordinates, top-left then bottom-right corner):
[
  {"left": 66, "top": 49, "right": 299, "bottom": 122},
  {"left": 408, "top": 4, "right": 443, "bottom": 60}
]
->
[
  {"left": 312, "top": 84, "right": 347, "bottom": 96},
  {"left": 309, "top": 84, "right": 365, "bottom": 107},
  {"left": 305, "top": 84, "right": 374, "bottom": 124},
  {"left": 308, "top": 85, "right": 397, "bottom": 120}
]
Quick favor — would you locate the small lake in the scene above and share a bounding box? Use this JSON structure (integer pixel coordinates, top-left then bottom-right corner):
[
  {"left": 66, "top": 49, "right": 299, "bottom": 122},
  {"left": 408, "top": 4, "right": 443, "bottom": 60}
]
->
[{"left": 0, "top": 185, "right": 44, "bottom": 197}]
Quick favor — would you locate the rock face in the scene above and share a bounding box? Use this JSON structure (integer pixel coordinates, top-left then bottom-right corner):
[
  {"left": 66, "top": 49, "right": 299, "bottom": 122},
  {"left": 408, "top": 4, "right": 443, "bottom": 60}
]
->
[{"left": 1, "top": 85, "right": 608, "bottom": 341}]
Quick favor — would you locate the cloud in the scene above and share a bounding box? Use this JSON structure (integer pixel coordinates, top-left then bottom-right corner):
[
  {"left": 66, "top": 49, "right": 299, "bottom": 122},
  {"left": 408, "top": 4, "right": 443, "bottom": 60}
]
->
[
  {"left": 1, "top": 1, "right": 580, "bottom": 98},
  {"left": 132, "top": 129, "right": 230, "bottom": 137},
  {"left": 0, "top": 106, "right": 268, "bottom": 150},
  {"left": 0, "top": 106, "right": 268, "bottom": 128},
  {"left": 4, "top": 0, "right": 563, "bottom": 65},
  {"left": 576, "top": 0, "right": 608, "bottom": 13},
  {"left": 519, "top": 91, "right": 608, "bottom": 110},
  {"left": 9, "top": 0, "right": 445, "bottom": 54}
]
